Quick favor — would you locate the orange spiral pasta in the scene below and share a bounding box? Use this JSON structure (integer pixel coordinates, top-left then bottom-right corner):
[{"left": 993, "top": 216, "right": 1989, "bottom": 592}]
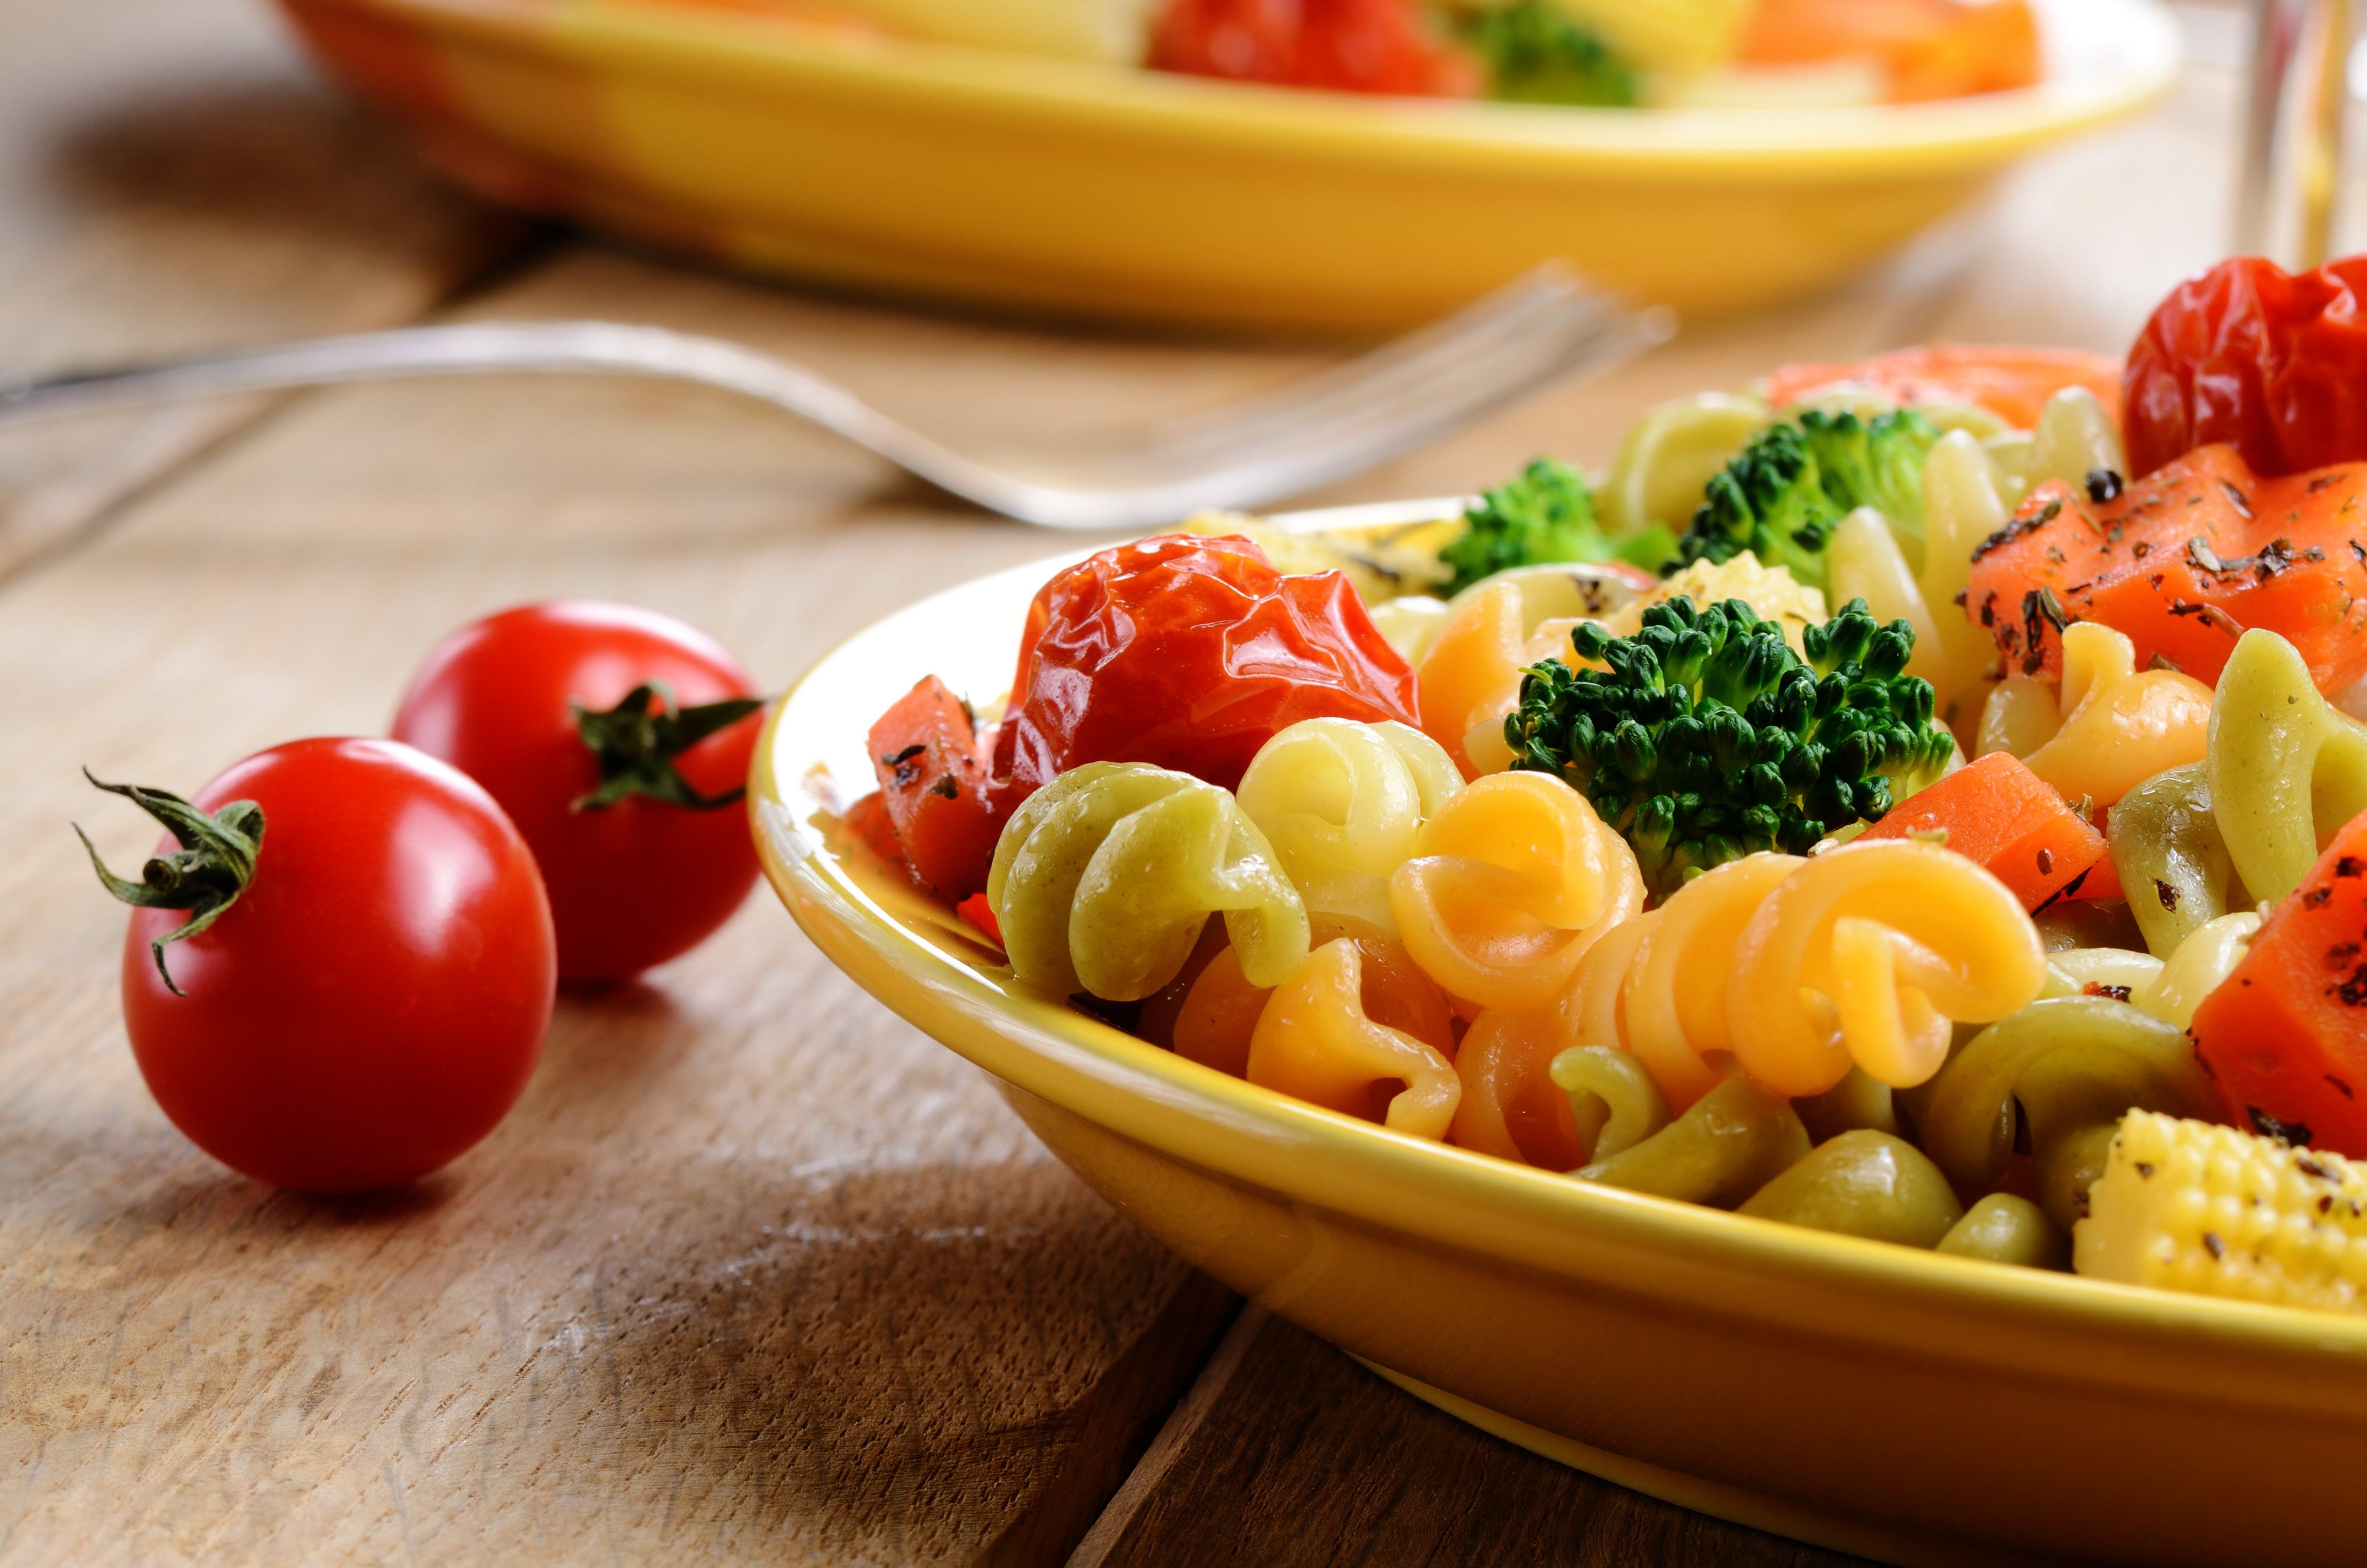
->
[
  {"left": 1247, "top": 937, "right": 1460, "bottom": 1139},
  {"left": 1616, "top": 854, "right": 1804, "bottom": 1109},
  {"left": 1729, "top": 840, "right": 2047, "bottom": 1096},
  {"left": 1450, "top": 1009, "right": 1588, "bottom": 1169},
  {"left": 1388, "top": 771, "right": 1645, "bottom": 1013},
  {"left": 1152, "top": 915, "right": 1453, "bottom": 1085}
]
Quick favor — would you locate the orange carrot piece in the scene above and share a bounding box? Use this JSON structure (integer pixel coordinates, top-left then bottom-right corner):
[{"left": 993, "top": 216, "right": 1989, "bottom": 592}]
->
[
  {"left": 866, "top": 674, "right": 1002, "bottom": 899},
  {"left": 1762, "top": 344, "right": 2122, "bottom": 431},
  {"left": 2192, "top": 811, "right": 2367, "bottom": 1156},
  {"left": 1739, "top": 0, "right": 2042, "bottom": 102},
  {"left": 1857, "top": 751, "right": 2107, "bottom": 910},
  {"left": 1963, "top": 446, "right": 2367, "bottom": 692}
]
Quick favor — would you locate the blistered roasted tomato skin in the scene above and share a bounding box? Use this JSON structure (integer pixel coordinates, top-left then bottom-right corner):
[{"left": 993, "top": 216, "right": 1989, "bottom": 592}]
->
[
  {"left": 2123, "top": 255, "right": 2367, "bottom": 479},
  {"left": 992, "top": 533, "right": 1423, "bottom": 803}
]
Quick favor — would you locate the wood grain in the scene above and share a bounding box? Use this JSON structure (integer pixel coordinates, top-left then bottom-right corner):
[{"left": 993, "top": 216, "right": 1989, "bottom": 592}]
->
[
  {"left": 1070, "top": 1310, "right": 1872, "bottom": 1568},
  {"left": 0, "top": 234, "right": 1327, "bottom": 1562},
  {"left": 0, "top": 0, "right": 524, "bottom": 579}
]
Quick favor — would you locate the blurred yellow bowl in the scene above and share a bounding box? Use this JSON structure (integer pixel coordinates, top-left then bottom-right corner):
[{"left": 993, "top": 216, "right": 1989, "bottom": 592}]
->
[
  {"left": 756, "top": 540, "right": 2367, "bottom": 1567},
  {"left": 278, "top": 0, "right": 2176, "bottom": 332}
]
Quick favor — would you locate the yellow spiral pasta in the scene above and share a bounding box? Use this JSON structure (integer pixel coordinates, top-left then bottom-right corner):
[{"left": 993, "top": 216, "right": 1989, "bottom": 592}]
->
[
  {"left": 1998, "top": 622, "right": 2213, "bottom": 806},
  {"left": 1729, "top": 840, "right": 2048, "bottom": 1096},
  {"left": 1918, "top": 431, "right": 2011, "bottom": 744},
  {"left": 2208, "top": 628, "right": 2367, "bottom": 905},
  {"left": 1236, "top": 718, "right": 1463, "bottom": 938},
  {"left": 988, "top": 761, "right": 1309, "bottom": 1002},
  {"left": 1247, "top": 937, "right": 1460, "bottom": 1139},
  {"left": 1828, "top": 507, "right": 1946, "bottom": 693},
  {"left": 1388, "top": 771, "right": 1645, "bottom": 1013},
  {"left": 2140, "top": 910, "right": 2262, "bottom": 1031}
]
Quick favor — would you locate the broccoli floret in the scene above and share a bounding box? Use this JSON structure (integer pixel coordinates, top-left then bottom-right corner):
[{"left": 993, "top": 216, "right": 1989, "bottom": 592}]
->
[
  {"left": 1505, "top": 594, "right": 1955, "bottom": 899},
  {"left": 1455, "top": 0, "right": 1638, "bottom": 107},
  {"left": 1439, "top": 457, "right": 1678, "bottom": 596},
  {"left": 1674, "top": 409, "right": 1942, "bottom": 592}
]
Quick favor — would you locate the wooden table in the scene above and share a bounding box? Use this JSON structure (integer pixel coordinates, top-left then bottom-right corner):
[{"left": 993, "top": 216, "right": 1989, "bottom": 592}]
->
[{"left": 0, "top": 2, "right": 2267, "bottom": 1562}]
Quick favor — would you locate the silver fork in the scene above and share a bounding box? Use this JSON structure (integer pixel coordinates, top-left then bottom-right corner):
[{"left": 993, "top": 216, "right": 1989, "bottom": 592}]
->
[{"left": 0, "top": 268, "right": 1670, "bottom": 532}]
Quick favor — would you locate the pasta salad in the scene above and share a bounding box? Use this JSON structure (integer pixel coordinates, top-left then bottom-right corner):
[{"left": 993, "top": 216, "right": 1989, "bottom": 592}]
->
[{"left": 852, "top": 253, "right": 2367, "bottom": 1314}]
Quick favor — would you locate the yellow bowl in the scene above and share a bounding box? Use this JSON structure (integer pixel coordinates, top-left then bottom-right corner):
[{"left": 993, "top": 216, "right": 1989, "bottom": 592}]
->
[
  {"left": 278, "top": 0, "right": 2176, "bottom": 332},
  {"left": 756, "top": 543, "right": 2367, "bottom": 1568}
]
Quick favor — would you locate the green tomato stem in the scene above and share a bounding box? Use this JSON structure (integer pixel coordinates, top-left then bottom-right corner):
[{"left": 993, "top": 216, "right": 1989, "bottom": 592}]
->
[
  {"left": 570, "top": 680, "right": 766, "bottom": 813},
  {"left": 75, "top": 768, "right": 265, "bottom": 997}
]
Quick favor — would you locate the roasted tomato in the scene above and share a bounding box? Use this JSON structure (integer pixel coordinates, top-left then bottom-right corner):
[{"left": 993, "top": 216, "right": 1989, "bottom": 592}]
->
[
  {"left": 863, "top": 533, "right": 1421, "bottom": 899},
  {"left": 2124, "top": 254, "right": 2367, "bottom": 479},
  {"left": 1148, "top": 0, "right": 1479, "bottom": 96},
  {"left": 993, "top": 533, "right": 1421, "bottom": 800}
]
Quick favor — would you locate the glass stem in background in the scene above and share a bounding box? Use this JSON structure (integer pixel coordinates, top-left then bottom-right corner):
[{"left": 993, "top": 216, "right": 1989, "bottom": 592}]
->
[{"left": 2236, "top": 0, "right": 2352, "bottom": 268}]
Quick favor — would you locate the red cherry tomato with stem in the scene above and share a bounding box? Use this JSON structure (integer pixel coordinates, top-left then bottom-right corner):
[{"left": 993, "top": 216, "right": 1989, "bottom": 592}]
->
[
  {"left": 392, "top": 601, "right": 767, "bottom": 982},
  {"left": 81, "top": 738, "right": 556, "bottom": 1192}
]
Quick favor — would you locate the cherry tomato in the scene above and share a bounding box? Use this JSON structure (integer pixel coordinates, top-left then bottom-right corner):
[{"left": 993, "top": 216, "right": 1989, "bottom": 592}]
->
[
  {"left": 1149, "top": 0, "right": 1479, "bottom": 96},
  {"left": 995, "top": 532, "right": 1421, "bottom": 800},
  {"left": 96, "top": 738, "right": 555, "bottom": 1192},
  {"left": 2123, "top": 254, "right": 2367, "bottom": 478},
  {"left": 392, "top": 601, "right": 766, "bottom": 982}
]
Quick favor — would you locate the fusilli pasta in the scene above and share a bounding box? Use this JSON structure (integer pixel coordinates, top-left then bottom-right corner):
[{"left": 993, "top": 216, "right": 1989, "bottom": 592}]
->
[
  {"left": 1236, "top": 718, "right": 1463, "bottom": 938},
  {"left": 989, "top": 761, "right": 1309, "bottom": 1001},
  {"left": 1389, "top": 771, "right": 1645, "bottom": 1012}
]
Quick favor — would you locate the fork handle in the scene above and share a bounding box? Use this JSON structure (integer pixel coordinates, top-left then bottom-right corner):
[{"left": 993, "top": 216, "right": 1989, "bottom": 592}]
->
[{"left": 0, "top": 320, "right": 1061, "bottom": 523}]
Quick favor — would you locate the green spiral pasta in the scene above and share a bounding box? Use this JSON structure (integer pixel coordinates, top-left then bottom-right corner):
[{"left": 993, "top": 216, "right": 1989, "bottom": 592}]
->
[
  {"left": 1574, "top": 1076, "right": 1810, "bottom": 1208},
  {"left": 1736, "top": 1130, "right": 1963, "bottom": 1247},
  {"left": 2208, "top": 629, "right": 2367, "bottom": 907},
  {"left": 1912, "top": 997, "right": 2221, "bottom": 1233},
  {"left": 1548, "top": 1044, "right": 1669, "bottom": 1164},
  {"left": 2107, "top": 764, "right": 2244, "bottom": 957},
  {"left": 1938, "top": 1195, "right": 2066, "bottom": 1269},
  {"left": 988, "top": 762, "right": 1310, "bottom": 1003}
]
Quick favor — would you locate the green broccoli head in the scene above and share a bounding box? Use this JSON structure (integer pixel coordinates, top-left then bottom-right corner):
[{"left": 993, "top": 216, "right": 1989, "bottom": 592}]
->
[
  {"left": 1674, "top": 408, "right": 1942, "bottom": 593},
  {"left": 1439, "top": 456, "right": 1677, "bottom": 596},
  {"left": 1505, "top": 594, "right": 1954, "bottom": 899},
  {"left": 1455, "top": 0, "right": 1639, "bottom": 107},
  {"left": 1799, "top": 408, "right": 1940, "bottom": 542}
]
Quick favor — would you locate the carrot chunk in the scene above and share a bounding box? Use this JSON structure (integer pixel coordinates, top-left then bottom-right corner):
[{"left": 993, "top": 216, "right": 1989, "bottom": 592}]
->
[
  {"left": 1762, "top": 344, "right": 2123, "bottom": 431},
  {"left": 2192, "top": 811, "right": 2367, "bottom": 1156},
  {"left": 865, "top": 675, "right": 1002, "bottom": 899},
  {"left": 1963, "top": 446, "right": 2367, "bottom": 693},
  {"left": 1738, "top": 0, "right": 2042, "bottom": 103},
  {"left": 1857, "top": 751, "right": 2107, "bottom": 910}
]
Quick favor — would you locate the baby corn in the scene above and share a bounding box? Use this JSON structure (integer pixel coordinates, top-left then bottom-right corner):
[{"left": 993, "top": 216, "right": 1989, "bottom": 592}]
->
[{"left": 2076, "top": 1111, "right": 2367, "bottom": 1314}]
